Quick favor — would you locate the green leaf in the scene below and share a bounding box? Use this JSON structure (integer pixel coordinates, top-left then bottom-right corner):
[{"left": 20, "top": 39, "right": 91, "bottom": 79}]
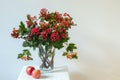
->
[
  {"left": 72, "top": 24, "right": 77, "bottom": 26},
  {"left": 53, "top": 41, "right": 64, "bottom": 49},
  {"left": 50, "top": 13, "right": 54, "bottom": 17},
  {"left": 23, "top": 41, "right": 31, "bottom": 47},
  {"left": 19, "top": 21, "right": 27, "bottom": 35},
  {"left": 66, "top": 43, "right": 77, "bottom": 52},
  {"left": 27, "top": 27, "right": 31, "bottom": 32},
  {"left": 27, "top": 14, "right": 31, "bottom": 20},
  {"left": 45, "top": 45, "right": 49, "bottom": 52},
  {"left": 23, "top": 49, "right": 31, "bottom": 56},
  {"left": 28, "top": 57, "right": 33, "bottom": 60},
  {"left": 33, "top": 46, "right": 36, "bottom": 50},
  {"left": 17, "top": 53, "right": 23, "bottom": 59},
  {"left": 72, "top": 55, "right": 78, "bottom": 59},
  {"left": 62, "top": 52, "right": 68, "bottom": 56},
  {"left": 40, "top": 17, "right": 45, "bottom": 21}
]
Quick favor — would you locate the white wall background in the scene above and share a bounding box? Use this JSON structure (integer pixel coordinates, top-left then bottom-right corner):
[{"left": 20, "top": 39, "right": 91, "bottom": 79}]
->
[{"left": 0, "top": 0, "right": 120, "bottom": 80}]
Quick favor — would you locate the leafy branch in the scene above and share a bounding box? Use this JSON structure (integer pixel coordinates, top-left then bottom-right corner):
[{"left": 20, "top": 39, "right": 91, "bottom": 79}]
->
[{"left": 17, "top": 49, "right": 33, "bottom": 60}]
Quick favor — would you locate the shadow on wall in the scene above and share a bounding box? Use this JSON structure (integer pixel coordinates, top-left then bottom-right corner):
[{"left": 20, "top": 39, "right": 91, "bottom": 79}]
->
[{"left": 69, "top": 72, "right": 87, "bottom": 80}]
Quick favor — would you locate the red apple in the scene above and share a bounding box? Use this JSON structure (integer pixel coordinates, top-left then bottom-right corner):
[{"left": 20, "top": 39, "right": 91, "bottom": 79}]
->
[
  {"left": 32, "top": 69, "right": 41, "bottom": 79},
  {"left": 26, "top": 66, "right": 35, "bottom": 75}
]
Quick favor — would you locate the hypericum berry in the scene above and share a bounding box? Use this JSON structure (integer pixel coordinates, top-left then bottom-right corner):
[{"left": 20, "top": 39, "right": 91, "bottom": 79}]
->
[
  {"left": 41, "top": 31, "right": 47, "bottom": 40},
  {"left": 11, "top": 28, "right": 19, "bottom": 38},
  {"left": 50, "top": 32, "right": 60, "bottom": 42},
  {"left": 31, "top": 27, "right": 40, "bottom": 35}
]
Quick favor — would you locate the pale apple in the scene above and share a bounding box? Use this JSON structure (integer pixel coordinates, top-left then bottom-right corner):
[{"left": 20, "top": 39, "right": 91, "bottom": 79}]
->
[
  {"left": 32, "top": 69, "right": 41, "bottom": 79},
  {"left": 26, "top": 66, "right": 35, "bottom": 75}
]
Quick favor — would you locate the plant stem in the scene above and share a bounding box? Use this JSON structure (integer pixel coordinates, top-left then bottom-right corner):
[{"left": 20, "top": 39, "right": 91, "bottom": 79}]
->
[{"left": 38, "top": 44, "right": 55, "bottom": 70}]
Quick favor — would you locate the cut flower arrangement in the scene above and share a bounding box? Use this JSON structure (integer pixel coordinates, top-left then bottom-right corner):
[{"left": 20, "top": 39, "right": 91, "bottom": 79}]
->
[{"left": 11, "top": 8, "right": 78, "bottom": 70}]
